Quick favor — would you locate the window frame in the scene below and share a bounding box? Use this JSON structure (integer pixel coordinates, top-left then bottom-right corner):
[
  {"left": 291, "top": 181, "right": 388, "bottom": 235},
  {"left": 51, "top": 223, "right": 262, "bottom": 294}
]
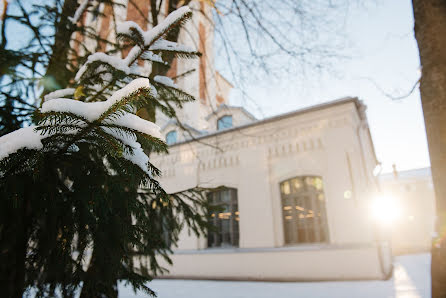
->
[
  {"left": 280, "top": 176, "right": 329, "bottom": 245},
  {"left": 207, "top": 187, "right": 239, "bottom": 248}
]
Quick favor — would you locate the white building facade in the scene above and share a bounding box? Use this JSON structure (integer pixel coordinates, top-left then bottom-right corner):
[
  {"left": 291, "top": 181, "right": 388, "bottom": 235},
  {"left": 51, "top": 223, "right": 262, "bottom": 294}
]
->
[{"left": 146, "top": 97, "right": 393, "bottom": 281}]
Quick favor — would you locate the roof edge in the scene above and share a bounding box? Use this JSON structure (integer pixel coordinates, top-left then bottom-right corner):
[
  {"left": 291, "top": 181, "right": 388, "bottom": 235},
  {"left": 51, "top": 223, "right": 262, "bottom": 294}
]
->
[{"left": 170, "top": 96, "right": 362, "bottom": 148}]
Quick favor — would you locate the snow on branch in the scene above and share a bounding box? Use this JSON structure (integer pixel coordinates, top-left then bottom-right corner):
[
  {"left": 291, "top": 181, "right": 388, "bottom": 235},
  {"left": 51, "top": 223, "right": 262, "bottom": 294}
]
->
[
  {"left": 116, "top": 6, "right": 192, "bottom": 47},
  {"left": 43, "top": 88, "right": 75, "bottom": 102},
  {"left": 75, "top": 6, "right": 198, "bottom": 85},
  {"left": 0, "top": 79, "right": 162, "bottom": 174},
  {"left": 0, "top": 126, "right": 45, "bottom": 160},
  {"left": 41, "top": 79, "right": 162, "bottom": 173},
  {"left": 154, "top": 75, "right": 178, "bottom": 89},
  {"left": 42, "top": 78, "right": 160, "bottom": 135},
  {"left": 75, "top": 52, "right": 131, "bottom": 82},
  {"left": 1, "top": 7, "right": 196, "bottom": 175},
  {"left": 149, "top": 39, "right": 197, "bottom": 55}
]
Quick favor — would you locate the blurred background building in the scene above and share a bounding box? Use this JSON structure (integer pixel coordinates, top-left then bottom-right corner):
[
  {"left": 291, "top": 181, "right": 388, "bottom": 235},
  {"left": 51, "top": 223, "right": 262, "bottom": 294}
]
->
[{"left": 379, "top": 166, "right": 436, "bottom": 255}]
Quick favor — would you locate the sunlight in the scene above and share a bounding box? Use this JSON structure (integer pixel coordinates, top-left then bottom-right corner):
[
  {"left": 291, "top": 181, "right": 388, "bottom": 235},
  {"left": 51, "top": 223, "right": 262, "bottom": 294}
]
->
[{"left": 370, "top": 195, "right": 402, "bottom": 225}]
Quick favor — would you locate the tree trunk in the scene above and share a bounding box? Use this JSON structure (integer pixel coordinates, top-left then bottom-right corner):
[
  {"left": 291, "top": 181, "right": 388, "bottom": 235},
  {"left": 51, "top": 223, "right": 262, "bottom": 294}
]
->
[
  {"left": 41, "top": 0, "right": 79, "bottom": 103},
  {"left": 79, "top": 249, "right": 119, "bottom": 298},
  {"left": 137, "top": 0, "right": 188, "bottom": 123},
  {"left": 412, "top": 1, "right": 446, "bottom": 297}
]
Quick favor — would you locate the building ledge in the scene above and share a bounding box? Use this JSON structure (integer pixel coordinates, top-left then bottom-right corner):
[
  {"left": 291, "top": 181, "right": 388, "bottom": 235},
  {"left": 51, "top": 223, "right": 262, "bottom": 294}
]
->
[{"left": 172, "top": 242, "right": 378, "bottom": 255}]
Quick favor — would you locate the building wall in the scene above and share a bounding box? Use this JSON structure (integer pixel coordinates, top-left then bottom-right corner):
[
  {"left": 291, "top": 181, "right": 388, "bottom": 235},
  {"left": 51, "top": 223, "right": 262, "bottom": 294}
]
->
[
  {"left": 147, "top": 99, "right": 391, "bottom": 280},
  {"left": 205, "top": 106, "right": 256, "bottom": 132},
  {"left": 136, "top": 244, "right": 391, "bottom": 281}
]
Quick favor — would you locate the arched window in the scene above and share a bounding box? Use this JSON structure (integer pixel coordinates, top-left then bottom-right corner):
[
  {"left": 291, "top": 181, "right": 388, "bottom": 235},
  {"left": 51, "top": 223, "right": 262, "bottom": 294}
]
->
[
  {"left": 280, "top": 176, "right": 329, "bottom": 244},
  {"left": 217, "top": 115, "right": 232, "bottom": 131},
  {"left": 207, "top": 188, "right": 239, "bottom": 248},
  {"left": 166, "top": 130, "right": 177, "bottom": 145}
]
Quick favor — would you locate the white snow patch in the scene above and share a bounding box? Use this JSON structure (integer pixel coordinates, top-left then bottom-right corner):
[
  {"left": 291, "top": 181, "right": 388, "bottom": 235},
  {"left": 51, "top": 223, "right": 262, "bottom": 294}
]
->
[
  {"left": 123, "top": 46, "right": 142, "bottom": 66},
  {"left": 118, "top": 254, "right": 432, "bottom": 298},
  {"left": 103, "top": 127, "right": 151, "bottom": 174},
  {"left": 143, "top": 6, "right": 191, "bottom": 46},
  {"left": 107, "top": 113, "right": 163, "bottom": 140},
  {"left": 75, "top": 53, "right": 130, "bottom": 82},
  {"left": 44, "top": 88, "right": 75, "bottom": 102},
  {"left": 150, "top": 39, "right": 196, "bottom": 54},
  {"left": 42, "top": 78, "right": 155, "bottom": 122},
  {"left": 116, "top": 21, "right": 146, "bottom": 39},
  {"left": 154, "top": 75, "right": 178, "bottom": 89},
  {"left": 0, "top": 126, "right": 45, "bottom": 160},
  {"left": 141, "top": 51, "right": 165, "bottom": 64}
]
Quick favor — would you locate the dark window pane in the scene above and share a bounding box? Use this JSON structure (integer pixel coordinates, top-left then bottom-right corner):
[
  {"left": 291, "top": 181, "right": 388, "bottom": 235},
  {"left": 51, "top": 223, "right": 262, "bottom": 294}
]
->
[{"left": 207, "top": 188, "right": 239, "bottom": 248}]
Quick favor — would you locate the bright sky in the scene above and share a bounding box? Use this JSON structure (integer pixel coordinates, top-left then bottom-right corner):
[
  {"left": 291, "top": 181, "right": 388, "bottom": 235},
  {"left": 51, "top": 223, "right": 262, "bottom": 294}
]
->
[{"left": 229, "top": 0, "right": 429, "bottom": 174}]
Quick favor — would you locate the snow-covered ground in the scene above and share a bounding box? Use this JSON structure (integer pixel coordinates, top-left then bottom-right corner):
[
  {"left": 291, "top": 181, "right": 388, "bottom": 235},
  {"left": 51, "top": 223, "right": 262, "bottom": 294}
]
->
[{"left": 119, "top": 254, "right": 431, "bottom": 298}]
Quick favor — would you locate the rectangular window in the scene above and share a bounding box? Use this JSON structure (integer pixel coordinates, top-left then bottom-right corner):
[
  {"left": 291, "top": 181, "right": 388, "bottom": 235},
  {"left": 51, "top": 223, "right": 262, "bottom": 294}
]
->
[
  {"left": 280, "top": 176, "right": 329, "bottom": 244},
  {"left": 207, "top": 188, "right": 239, "bottom": 248}
]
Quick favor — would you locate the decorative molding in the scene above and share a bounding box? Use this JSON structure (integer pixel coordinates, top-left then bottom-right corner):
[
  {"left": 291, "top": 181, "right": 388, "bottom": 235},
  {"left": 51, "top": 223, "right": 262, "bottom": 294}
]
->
[
  {"left": 199, "top": 155, "right": 240, "bottom": 172},
  {"left": 152, "top": 115, "right": 349, "bottom": 168},
  {"left": 267, "top": 138, "right": 324, "bottom": 158}
]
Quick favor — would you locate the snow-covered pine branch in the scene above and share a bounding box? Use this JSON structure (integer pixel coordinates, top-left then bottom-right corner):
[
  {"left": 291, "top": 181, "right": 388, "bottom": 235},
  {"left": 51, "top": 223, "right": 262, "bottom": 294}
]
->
[
  {"left": 0, "top": 6, "right": 200, "bottom": 177},
  {"left": 0, "top": 79, "right": 162, "bottom": 175},
  {"left": 116, "top": 6, "right": 193, "bottom": 48},
  {"left": 74, "top": 6, "right": 199, "bottom": 104}
]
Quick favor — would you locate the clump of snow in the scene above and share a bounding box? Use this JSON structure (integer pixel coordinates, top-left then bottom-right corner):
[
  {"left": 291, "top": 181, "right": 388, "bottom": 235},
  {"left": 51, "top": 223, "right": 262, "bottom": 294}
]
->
[
  {"left": 154, "top": 75, "right": 178, "bottom": 89},
  {"left": 150, "top": 39, "right": 196, "bottom": 54},
  {"left": 108, "top": 113, "right": 163, "bottom": 140},
  {"left": 42, "top": 78, "right": 155, "bottom": 122},
  {"left": 116, "top": 21, "right": 146, "bottom": 40},
  {"left": 141, "top": 51, "right": 165, "bottom": 64},
  {"left": 103, "top": 127, "right": 151, "bottom": 174},
  {"left": 42, "top": 99, "right": 102, "bottom": 122},
  {"left": 116, "top": 6, "right": 192, "bottom": 48},
  {"left": 75, "top": 53, "right": 130, "bottom": 82},
  {"left": 124, "top": 46, "right": 141, "bottom": 66},
  {"left": 143, "top": 6, "right": 191, "bottom": 46},
  {"left": 44, "top": 88, "right": 75, "bottom": 102},
  {"left": 0, "top": 126, "right": 45, "bottom": 160}
]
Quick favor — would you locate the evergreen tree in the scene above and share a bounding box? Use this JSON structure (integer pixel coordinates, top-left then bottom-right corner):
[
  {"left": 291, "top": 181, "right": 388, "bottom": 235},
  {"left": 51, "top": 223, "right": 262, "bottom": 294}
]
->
[{"left": 0, "top": 3, "right": 210, "bottom": 297}]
